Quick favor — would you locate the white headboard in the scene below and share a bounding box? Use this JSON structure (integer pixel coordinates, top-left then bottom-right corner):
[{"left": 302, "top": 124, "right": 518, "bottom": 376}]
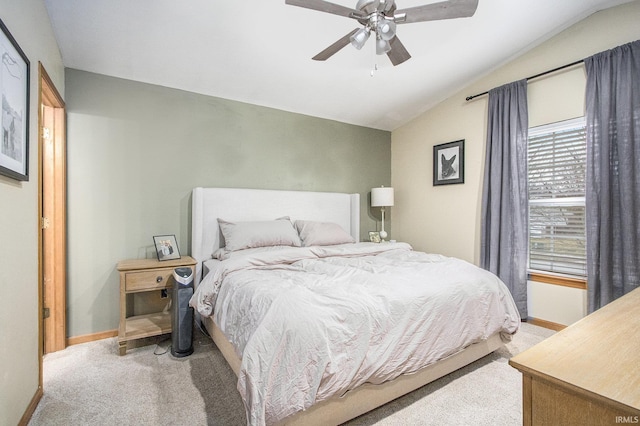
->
[{"left": 191, "top": 187, "right": 360, "bottom": 284}]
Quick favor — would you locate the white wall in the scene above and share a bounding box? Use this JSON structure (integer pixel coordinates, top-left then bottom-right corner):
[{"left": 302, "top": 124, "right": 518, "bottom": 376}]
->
[
  {"left": 0, "top": 0, "right": 64, "bottom": 424},
  {"left": 391, "top": 1, "right": 640, "bottom": 326},
  {"left": 528, "top": 282, "right": 587, "bottom": 325}
]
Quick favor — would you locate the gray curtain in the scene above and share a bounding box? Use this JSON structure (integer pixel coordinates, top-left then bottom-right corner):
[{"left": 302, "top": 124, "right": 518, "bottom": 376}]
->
[
  {"left": 480, "top": 80, "right": 529, "bottom": 318},
  {"left": 585, "top": 40, "right": 640, "bottom": 312}
]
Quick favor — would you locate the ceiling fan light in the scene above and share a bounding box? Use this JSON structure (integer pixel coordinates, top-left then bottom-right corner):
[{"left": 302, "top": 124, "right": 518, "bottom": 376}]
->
[
  {"left": 377, "top": 19, "right": 396, "bottom": 41},
  {"left": 376, "top": 38, "right": 391, "bottom": 55},
  {"left": 350, "top": 27, "right": 371, "bottom": 50}
]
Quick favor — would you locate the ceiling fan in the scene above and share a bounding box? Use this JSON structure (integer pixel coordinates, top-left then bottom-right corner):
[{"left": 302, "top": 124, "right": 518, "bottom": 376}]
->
[{"left": 285, "top": 0, "right": 479, "bottom": 66}]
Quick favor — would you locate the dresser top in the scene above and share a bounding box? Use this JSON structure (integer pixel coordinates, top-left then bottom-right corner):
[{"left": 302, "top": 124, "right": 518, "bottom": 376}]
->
[{"left": 510, "top": 287, "right": 640, "bottom": 412}]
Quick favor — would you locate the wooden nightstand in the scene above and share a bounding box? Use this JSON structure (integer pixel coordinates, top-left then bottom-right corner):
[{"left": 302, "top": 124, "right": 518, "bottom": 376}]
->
[{"left": 117, "top": 256, "right": 197, "bottom": 355}]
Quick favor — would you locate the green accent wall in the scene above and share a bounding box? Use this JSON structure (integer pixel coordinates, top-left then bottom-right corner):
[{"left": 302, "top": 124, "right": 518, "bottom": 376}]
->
[{"left": 65, "top": 69, "right": 391, "bottom": 336}]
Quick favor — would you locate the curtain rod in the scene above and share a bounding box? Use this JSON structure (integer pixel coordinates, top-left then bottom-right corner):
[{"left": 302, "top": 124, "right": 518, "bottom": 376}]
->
[{"left": 465, "top": 59, "right": 584, "bottom": 102}]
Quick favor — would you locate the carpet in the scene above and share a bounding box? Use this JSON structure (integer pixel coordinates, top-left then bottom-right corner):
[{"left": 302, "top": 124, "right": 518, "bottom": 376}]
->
[{"left": 29, "top": 322, "right": 554, "bottom": 426}]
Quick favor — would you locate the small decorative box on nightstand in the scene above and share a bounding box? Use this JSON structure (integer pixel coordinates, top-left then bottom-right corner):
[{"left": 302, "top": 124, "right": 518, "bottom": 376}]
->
[{"left": 117, "top": 256, "right": 196, "bottom": 355}]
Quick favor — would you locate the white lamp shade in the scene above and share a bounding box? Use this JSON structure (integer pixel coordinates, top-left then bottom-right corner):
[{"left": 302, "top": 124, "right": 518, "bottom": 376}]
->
[
  {"left": 350, "top": 27, "right": 371, "bottom": 50},
  {"left": 371, "top": 187, "right": 394, "bottom": 207},
  {"left": 377, "top": 19, "right": 396, "bottom": 41},
  {"left": 376, "top": 38, "right": 391, "bottom": 55}
]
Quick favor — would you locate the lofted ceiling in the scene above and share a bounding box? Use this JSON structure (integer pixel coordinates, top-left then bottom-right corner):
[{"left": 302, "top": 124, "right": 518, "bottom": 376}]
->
[{"left": 44, "top": 0, "right": 633, "bottom": 131}]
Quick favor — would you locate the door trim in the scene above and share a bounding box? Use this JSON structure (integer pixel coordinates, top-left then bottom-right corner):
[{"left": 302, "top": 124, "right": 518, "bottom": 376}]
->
[{"left": 38, "top": 62, "right": 66, "bottom": 362}]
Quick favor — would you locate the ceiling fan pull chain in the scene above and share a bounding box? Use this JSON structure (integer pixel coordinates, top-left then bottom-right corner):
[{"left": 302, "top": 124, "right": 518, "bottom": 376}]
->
[{"left": 371, "top": 40, "right": 378, "bottom": 77}]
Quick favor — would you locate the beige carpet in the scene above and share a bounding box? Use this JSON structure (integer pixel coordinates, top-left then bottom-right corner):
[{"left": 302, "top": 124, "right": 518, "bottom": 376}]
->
[{"left": 29, "top": 323, "right": 554, "bottom": 426}]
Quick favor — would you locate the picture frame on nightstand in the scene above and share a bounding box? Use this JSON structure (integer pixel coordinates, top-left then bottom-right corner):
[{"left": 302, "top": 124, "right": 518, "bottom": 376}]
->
[
  {"left": 369, "top": 231, "right": 381, "bottom": 243},
  {"left": 153, "top": 234, "right": 180, "bottom": 261}
]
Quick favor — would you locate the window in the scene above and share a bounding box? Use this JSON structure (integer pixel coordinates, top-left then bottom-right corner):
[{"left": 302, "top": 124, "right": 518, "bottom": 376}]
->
[{"left": 528, "top": 117, "right": 586, "bottom": 278}]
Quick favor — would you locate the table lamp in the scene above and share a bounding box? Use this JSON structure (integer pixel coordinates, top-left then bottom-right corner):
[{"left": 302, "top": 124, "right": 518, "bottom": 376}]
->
[{"left": 371, "top": 186, "right": 394, "bottom": 241}]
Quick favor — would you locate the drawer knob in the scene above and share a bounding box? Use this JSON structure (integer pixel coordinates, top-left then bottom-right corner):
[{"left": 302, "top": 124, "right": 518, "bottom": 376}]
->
[{"left": 156, "top": 276, "right": 163, "bottom": 283}]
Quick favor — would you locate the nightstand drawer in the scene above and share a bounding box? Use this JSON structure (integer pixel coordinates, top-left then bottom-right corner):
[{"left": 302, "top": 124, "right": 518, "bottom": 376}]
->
[{"left": 125, "top": 269, "right": 173, "bottom": 292}]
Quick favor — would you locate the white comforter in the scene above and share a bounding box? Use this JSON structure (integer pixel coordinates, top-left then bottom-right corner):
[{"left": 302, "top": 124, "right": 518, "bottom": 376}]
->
[{"left": 191, "top": 242, "right": 520, "bottom": 425}]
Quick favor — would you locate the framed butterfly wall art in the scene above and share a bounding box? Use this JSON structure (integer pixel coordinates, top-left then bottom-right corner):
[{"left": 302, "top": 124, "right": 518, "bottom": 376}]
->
[{"left": 433, "top": 140, "right": 464, "bottom": 186}]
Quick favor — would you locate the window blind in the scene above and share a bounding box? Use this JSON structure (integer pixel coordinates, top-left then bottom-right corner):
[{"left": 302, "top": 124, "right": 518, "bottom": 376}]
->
[{"left": 528, "top": 118, "right": 586, "bottom": 277}]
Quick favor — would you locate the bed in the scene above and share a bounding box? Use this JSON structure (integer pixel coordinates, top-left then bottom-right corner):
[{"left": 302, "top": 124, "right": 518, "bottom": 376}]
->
[{"left": 189, "top": 187, "right": 520, "bottom": 426}]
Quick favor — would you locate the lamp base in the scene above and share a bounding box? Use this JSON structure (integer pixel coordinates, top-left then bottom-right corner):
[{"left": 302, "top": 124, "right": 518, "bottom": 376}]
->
[{"left": 379, "top": 230, "right": 388, "bottom": 240}]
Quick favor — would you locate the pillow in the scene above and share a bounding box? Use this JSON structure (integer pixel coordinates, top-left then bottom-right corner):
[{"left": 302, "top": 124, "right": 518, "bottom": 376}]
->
[
  {"left": 294, "top": 220, "right": 355, "bottom": 247},
  {"left": 217, "top": 218, "right": 301, "bottom": 252}
]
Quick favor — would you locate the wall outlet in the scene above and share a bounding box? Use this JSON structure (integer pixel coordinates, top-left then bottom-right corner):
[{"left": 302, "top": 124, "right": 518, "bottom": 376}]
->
[{"left": 161, "top": 289, "right": 168, "bottom": 298}]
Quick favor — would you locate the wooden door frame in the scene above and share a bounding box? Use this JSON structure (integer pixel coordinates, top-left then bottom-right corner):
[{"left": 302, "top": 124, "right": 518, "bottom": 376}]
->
[{"left": 38, "top": 62, "right": 66, "bottom": 362}]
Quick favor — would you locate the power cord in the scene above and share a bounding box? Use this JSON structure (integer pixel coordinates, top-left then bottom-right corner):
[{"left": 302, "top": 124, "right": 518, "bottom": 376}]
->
[
  {"left": 154, "top": 337, "right": 172, "bottom": 355},
  {"left": 194, "top": 319, "right": 213, "bottom": 347}
]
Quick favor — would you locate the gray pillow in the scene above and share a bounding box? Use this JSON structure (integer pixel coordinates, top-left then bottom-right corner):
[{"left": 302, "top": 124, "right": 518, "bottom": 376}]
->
[
  {"left": 294, "top": 220, "right": 355, "bottom": 247},
  {"left": 217, "top": 218, "right": 301, "bottom": 252}
]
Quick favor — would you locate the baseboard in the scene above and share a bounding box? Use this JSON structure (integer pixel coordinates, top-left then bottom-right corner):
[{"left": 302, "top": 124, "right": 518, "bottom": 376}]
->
[
  {"left": 19, "top": 386, "right": 43, "bottom": 426},
  {"left": 526, "top": 317, "right": 567, "bottom": 331},
  {"left": 66, "top": 329, "right": 118, "bottom": 346}
]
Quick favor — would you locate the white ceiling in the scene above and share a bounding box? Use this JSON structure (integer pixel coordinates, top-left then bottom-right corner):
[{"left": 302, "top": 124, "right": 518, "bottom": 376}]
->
[{"left": 44, "top": 0, "right": 632, "bottom": 131}]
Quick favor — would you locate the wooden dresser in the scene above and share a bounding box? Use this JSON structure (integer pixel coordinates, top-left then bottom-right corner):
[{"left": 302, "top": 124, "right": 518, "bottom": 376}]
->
[{"left": 510, "top": 287, "right": 640, "bottom": 425}]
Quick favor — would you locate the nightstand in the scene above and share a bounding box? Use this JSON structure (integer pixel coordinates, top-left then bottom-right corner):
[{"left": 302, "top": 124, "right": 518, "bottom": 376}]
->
[{"left": 117, "top": 256, "right": 197, "bottom": 355}]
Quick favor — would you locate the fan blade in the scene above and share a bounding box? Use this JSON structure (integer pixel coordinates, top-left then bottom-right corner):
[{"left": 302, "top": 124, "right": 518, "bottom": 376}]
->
[
  {"left": 387, "top": 36, "right": 411, "bottom": 66},
  {"left": 395, "top": 0, "right": 478, "bottom": 24},
  {"left": 312, "top": 29, "right": 360, "bottom": 61},
  {"left": 285, "top": 0, "right": 359, "bottom": 18}
]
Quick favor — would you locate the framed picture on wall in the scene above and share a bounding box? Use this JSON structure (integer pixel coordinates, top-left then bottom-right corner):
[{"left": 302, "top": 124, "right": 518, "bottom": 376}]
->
[
  {"left": 154, "top": 235, "right": 181, "bottom": 261},
  {"left": 433, "top": 140, "right": 464, "bottom": 186},
  {"left": 0, "top": 18, "right": 30, "bottom": 181}
]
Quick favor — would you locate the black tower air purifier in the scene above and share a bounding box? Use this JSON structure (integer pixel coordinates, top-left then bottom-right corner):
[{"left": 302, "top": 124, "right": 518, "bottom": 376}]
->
[{"left": 171, "top": 267, "right": 194, "bottom": 357}]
